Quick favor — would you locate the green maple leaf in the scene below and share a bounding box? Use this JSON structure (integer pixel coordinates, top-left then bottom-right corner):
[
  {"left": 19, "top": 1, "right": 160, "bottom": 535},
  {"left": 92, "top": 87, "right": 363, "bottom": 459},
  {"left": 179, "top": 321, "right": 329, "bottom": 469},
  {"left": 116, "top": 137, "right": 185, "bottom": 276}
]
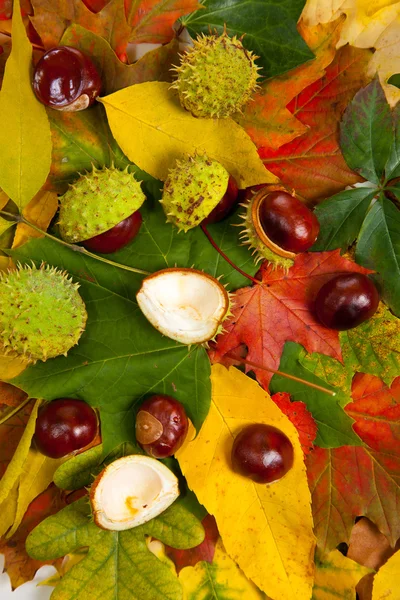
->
[
  {"left": 182, "top": 0, "right": 314, "bottom": 78},
  {"left": 26, "top": 497, "right": 205, "bottom": 600},
  {"left": 312, "top": 79, "right": 400, "bottom": 317}
]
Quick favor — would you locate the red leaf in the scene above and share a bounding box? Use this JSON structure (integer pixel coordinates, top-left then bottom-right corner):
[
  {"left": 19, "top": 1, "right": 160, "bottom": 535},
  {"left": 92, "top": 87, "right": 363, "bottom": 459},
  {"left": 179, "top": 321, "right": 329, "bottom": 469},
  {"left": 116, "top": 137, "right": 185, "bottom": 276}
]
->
[
  {"left": 0, "top": 484, "right": 67, "bottom": 588},
  {"left": 125, "top": 0, "right": 202, "bottom": 44},
  {"left": 0, "top": 401, "right": 32, "bottom": 479},
  {"left": 307, "top": 373, "right": 400, "bottom": 552},
  {"left": 211, "top": 250, "right": 371, "bottom": 389},
  {"left": 271, "top": 392, "right": 317, "bottom": 455},
  {"left": 259, "top": 45, "right": 372, "bottom": 202},
  {"left": 165, "top": 514, "right": 219, "bottom": 573},
  {"left": 0, "top": 382, "right": 27, "bottom": 408}
]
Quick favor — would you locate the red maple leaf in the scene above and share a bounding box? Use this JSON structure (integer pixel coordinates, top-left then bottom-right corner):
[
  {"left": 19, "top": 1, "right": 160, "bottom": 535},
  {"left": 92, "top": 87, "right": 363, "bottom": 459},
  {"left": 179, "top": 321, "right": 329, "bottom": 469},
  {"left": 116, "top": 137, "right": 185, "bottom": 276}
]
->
[
  {"left": 307, "top": 373, "right": 400, "bottom": 552},
  {"left": 259, "top": 45, "right": 372, "bottom": 202},
  {"left": 271, "top": 392, "right": 317, "bottom": 455},
  {"left": 165, "top": 514, "right": 219, "bottom": 573},
  {"left": 211, "top": 250, "right": 371, "bottom": 389}
]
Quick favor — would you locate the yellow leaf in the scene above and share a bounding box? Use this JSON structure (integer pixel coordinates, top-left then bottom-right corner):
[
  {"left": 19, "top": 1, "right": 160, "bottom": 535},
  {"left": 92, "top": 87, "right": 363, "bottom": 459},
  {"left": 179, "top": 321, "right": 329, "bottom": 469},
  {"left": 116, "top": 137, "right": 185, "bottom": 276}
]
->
[
  {"left": 0, "top": 0, "right": 52, "bottom": 210},
  {"left": 0, "top": 481, "right": 18, "bottom": 538},
  {"left": 100, "top": 82, "right": 277, "bottom": 189},
  {"left": 313, "top": 549, "right": 373, "bottom": 600},
  {"left": 301, "top": 0, "right": 400, "bottom": 105},
  {"left": 13, "top": 189, "right": 58, "bottom": 248},
  {"left": 7, "top": 448, "right": 64, "bottom": 538},
  {"left": 0, "top": 399, "right": 40, "bottom": 506},
  {"left": 179, "top": 538, "right": 267, "bottom": 599},
  {"left": 0, "top": 353, "right": 29, "bottom": 379},
  {"left": 176, "top": 365, "right": 315, "bottom": 600},
  {"left": 372, "top": 549, "right": 400, "bottom": 599}
]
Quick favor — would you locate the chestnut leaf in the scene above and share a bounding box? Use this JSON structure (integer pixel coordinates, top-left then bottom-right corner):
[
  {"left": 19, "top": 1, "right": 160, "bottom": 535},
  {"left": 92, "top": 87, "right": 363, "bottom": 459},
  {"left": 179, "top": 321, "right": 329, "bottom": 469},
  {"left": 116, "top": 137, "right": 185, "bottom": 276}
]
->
[
  {"left": 182, "top": 0, "right": 314, "bottom": 78},
  {"left": 26, "top": 497, "right": 205, "bottom": 600}
]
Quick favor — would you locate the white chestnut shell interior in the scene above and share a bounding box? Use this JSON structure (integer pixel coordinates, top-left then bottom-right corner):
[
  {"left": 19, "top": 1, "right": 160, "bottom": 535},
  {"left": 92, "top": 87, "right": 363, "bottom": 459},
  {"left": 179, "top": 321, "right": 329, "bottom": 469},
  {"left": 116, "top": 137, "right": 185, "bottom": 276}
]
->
[
  {"left": 91, "top": 455, "right": 179, "bottom": 531},
  {"left": 136, "top": 268, "right": 229, "bottom": 345}
]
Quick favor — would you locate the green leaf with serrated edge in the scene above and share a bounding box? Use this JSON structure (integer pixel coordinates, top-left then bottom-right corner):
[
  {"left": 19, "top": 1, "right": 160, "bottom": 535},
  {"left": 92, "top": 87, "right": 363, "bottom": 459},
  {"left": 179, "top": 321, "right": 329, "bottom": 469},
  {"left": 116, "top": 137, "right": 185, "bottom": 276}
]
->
[
  {"left": 53, "top": 442, "right": 137, "bottom": 490},
  {"left": 47, "top": 103, "right": 142, "bottom": 194},
  {"left": 182, "top": 0, "right": 314, "bottom": 79},
  {"left": 0, "top": 0, "right": 52, "bottom": 210},
  {"left": 340, "top": 79, "right": 393, "bottom": 184},
  {"left": 312, "top": 187, "right": 376, "bottom": 252},
  {"left": 356, "top": 195, "right": 400, "bottom": 316},
  {"left": 270, "top": 343, "right": 362, "bottom": 448},
  {"left": 340, "top": 304, "right": 400, "bottom": 386},
  {"left": 61, "top": 25, "right": 179, "bottom": 95},
  {"left": 26, "top": 497, "right": 204, "bottom": 600},
  {"left": 385, "top": 103, "right": 400, "bottom": 181},
  {"left": 298, "top": 353, "right": 352, "bottom": 406},
  {"left": 9, "top": 236, "right": 211, "bottom": 456}
]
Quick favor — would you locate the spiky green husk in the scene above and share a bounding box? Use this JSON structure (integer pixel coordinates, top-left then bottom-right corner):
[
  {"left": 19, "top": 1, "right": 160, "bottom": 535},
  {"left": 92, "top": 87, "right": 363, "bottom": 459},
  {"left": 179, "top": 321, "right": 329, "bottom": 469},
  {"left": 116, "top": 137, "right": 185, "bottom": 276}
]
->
[
  {"left": 0, "top": 264, "right": 87, "bottom": 362},
  {"left": 172, "top": 31, "right": 260, "bottom": 118},
  {"left": 161, "top": 154, "right": 229, "bottom": 232},
  {"left": 239, "top": 198, "right": 294, "bottom": 270},
  {"left": 59, "top": 166, "right": 146, "bottom": 243}
]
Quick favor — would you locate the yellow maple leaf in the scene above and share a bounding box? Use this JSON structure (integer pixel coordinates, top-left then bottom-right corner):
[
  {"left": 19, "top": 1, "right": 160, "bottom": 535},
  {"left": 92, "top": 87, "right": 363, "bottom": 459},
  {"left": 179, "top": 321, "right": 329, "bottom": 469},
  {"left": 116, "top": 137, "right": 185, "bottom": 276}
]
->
[
  {"left": 176, "top": 364, "right": 315, "bottom": 600},
  {"left": 372, "top": 550, "right": 400, "bottom": 599},
  {"left": 301, "top": 0, "right": 400, "bottom": 105},
  {"left": 313, "top": 549, "right": 373, "bottom": 600},
  {"left": 100, "top": 82, "right": 277, "bottom": 189},
  {"left": 179, "top": 538, "right": 267, "bottom": 599}
]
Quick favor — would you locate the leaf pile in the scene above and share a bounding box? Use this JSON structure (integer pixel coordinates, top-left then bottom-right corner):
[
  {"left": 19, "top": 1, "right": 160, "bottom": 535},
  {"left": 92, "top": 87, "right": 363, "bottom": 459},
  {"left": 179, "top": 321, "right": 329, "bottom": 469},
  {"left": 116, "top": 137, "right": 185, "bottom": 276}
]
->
[{"left": 0, "top": 0, "right": 400, "bottom": 599}]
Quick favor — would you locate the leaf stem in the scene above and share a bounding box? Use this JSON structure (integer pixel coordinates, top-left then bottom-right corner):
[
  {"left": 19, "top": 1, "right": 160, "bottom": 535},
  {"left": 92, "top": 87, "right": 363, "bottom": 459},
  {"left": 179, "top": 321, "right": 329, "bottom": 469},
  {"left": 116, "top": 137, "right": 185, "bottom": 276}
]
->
[
  {"left": 201, "top": 224, "right": 260, "bottom": 285},
  {"left": 0, "top": 396, "right": 34, "bottom": 426},
  {"left": 0, "top": 210, "right": 151, "bottom": 276},
  {"left": 226, "top": 352, "right": 336, "bottom": 396}
]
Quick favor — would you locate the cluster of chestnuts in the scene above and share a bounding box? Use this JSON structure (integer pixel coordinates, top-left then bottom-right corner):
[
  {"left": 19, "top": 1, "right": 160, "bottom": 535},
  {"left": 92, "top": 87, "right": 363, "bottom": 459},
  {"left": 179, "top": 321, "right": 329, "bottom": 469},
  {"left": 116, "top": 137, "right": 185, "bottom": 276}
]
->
[{"left": 34, "top": 394, "right": 294, "bottom": 486}]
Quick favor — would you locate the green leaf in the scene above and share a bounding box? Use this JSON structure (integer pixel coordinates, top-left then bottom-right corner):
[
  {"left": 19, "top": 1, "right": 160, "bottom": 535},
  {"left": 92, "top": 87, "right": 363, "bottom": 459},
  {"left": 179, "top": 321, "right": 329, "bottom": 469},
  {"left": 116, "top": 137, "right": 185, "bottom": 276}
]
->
[
  {"left": 340, "top": 304, "right": 400, "bottom": 386},
  {"left": 312, "top": 187, "right": 376, "bottom": 252},
  {"left": 356, "top": 195, "right": 400, "bottom": 316},
  {"left": 9, "top": 234, "right": 211, "bottom": 455},
  {"left": 384, "top": 103, "right": 400, "bottom": 181},
  {"left": 182, "top": 0, "right": 314, "bottom": 78},
  {"left": 61, "top": 24, "right": 179, "bottom": 95},
  {"left": 0, "top": 0, "right": 52, "bottom": 210},
  {"left": 270, "top": 343, "right": 363, "bottom": 448},
  {"left": 53, "top": 443, "right": 137, "bottom": 490},
  {"left": 26, "top": 497, "right": 204, "bottom": 600},
  {"left": 47, "top": 103, "right": 138, "bottom": 194},
  {"left": 340, "top": 79, "right": 393, "bottom": 184}
]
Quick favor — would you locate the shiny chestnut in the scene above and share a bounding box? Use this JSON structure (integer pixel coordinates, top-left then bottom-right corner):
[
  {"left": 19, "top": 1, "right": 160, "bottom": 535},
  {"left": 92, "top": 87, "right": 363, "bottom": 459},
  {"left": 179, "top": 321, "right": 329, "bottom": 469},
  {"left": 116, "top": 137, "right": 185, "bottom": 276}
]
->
[{"left": 33, "top": 46, "right": 101, "bottom": 111}]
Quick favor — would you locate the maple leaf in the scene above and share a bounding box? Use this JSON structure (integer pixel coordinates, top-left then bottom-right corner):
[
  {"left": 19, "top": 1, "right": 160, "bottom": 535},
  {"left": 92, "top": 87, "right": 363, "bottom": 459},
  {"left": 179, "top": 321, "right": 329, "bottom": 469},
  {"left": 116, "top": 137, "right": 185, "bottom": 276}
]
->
[
  {"left": 211, "top": 250, "right": 371, "bottom": 389},
  {"left": 307, "top": 372, "right": 400, "bottom": 551},
  {"left": 30, "top": 0, "right": 131, "bottom": 55},
  {"left": 0, "top": 484, "right": 66, "bottom": 588},
  {"left": 259, "top": 45, "right": 372, "bottom": 202},
  {"left": 271, "top": 392, "right": 317, "bottom": 456},
  {"left": 165, "top": 514, "right": 219, "bottom": 573},
  {"left": 125, "top": 0, "right": 202, "bottom": 44},
  {"left": 237, "top": 19, "right": 343, "bottom": 149}
]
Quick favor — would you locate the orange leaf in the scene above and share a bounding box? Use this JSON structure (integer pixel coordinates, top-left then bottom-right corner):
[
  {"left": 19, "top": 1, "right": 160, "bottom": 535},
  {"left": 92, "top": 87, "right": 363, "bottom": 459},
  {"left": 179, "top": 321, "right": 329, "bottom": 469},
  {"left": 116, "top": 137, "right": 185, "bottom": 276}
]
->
[
  {"left": 271, "top": 392, "right": 317, "bottom": 455},
  {"left": 0, "top": 382, "right": 27, "bottom": 408},
  {"left": 12, "top": 189, "right": 58, "bottom": 248},
  {"left": 259, "top": 45, "right": 372, "bottom": 202},
  {"left": 238, "top": 18, "right": 344, "bottom": 150}
]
